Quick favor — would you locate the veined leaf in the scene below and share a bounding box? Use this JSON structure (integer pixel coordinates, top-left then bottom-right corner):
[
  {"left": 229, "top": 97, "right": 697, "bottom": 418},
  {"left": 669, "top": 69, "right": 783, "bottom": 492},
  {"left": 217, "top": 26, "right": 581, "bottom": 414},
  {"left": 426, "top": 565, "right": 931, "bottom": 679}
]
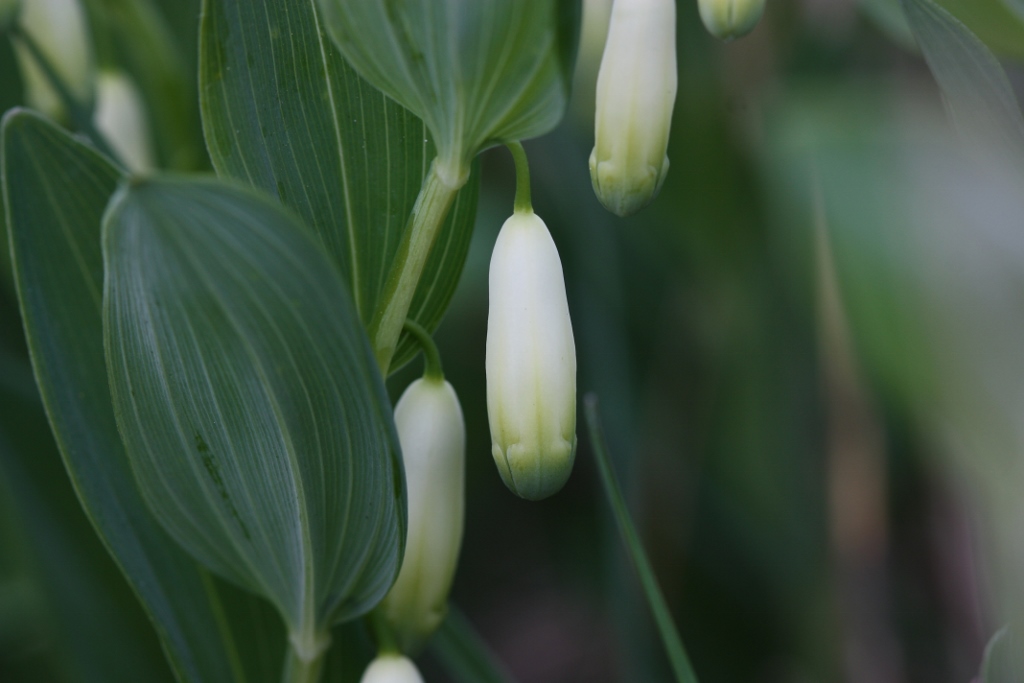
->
[
  {"left": 199, "top": 0, "right": 479, "bottom": 372},
  {"left": 2, "top": 109, "right": 279, "bottom": 683},
  {"left": 102, "top": 176, "right": 406, "bottom": 643},
  {"left": 902, "top": 0, "right": 1024, "bottom": 159},
  {"left": 316, "top": 0, "right": 580, "bottom": 182}
]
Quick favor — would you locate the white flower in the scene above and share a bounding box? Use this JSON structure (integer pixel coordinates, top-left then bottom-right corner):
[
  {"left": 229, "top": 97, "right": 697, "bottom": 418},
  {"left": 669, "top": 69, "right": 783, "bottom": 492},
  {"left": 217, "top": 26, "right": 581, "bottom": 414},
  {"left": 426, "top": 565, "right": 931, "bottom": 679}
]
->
[
  {"left": 589, "top": 0, "right": 676, "bottom": 217},
  {"left": 486, "top": 210, "right": 576, "bottom": 501},
  {"left": 359, "top": 654, "right": 425, "bottom": 683},
  {"left": 379, "top": 377, "right": 465, "bottom": 654},
  {"left": 698, "top": 0, "right": 765, "bottom": 40},
  {"left": 14, "top": 0, "right": 94, "bottom": 118},
  {"left": 93, "top": 70, "right": 156, "bottom": 172}
]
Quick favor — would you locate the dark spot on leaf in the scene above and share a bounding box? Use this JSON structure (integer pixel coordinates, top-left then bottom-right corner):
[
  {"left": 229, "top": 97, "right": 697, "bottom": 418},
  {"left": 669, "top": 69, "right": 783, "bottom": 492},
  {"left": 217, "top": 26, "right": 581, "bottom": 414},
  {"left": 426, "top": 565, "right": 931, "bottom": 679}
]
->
[{"left": 195, "top": 432, "right": 251, "bottom": 541}]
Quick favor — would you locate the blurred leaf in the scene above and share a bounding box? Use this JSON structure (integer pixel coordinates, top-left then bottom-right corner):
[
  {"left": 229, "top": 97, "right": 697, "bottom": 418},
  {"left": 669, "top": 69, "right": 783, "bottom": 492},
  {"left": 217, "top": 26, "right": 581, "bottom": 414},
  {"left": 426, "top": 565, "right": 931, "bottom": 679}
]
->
[
  {"left": 902, "top": 0, "right": 1024, "bottom": 158},
  {"left": 0, "top": 361, "right": 174, "bottom": 683},
  {"left": 863, "top": 0, "right": 1024, "bottom": 59},
  {"left": 102, "top": 176, "right": 406, "bottom": 636},
  {"left": 2, "top": 109, "right": 280, "bottom": 683},
  {"left": 934, "top": 0, "right": 1024, "bottom": 59},
  {"left": 429, "top": 607, "right": 515, "bottom": 683},
  {"left": 982, "top": 627, "right": 1024, "bottom": 682},
  {"left": 198, "top": 0, "right": 479, "bottom": 372}
]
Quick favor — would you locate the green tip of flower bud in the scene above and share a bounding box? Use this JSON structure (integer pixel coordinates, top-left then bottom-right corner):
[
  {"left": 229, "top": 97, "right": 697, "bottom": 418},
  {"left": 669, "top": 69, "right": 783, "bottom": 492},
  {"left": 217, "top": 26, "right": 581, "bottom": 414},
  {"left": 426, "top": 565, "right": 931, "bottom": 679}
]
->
[
  {"left": 492, "top": 435, "right": 577, "bottom": 501},
  {"left": 589, "top": 148, "right": 670, "bottom": 217},
  {"left": 698, "top": 0, "right": 766, "bottom": 41}
]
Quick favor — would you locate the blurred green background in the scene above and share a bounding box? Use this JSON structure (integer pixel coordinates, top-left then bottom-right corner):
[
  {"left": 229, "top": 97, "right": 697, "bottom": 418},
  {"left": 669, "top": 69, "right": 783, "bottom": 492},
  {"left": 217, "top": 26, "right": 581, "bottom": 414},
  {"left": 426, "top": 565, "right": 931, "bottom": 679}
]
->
[{"left": 5, "top": 0, "right": 1024, "bottom": 681}]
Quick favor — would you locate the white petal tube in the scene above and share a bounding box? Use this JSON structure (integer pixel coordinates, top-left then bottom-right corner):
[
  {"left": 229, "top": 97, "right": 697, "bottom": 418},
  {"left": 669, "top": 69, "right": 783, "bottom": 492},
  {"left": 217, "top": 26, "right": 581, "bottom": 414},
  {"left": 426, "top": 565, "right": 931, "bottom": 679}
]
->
[
  {"left": 93, "top": 70, "right": 156, "bottom": 173},
  {"left": 14, "top": 0, "right": 94, "bottom": 118},
  {"left": 486, "top": 211, "right": 577, "bottom": 501},
  {"left": 380, "top": 377, "right": 465, "bottom": 654},
  {"left": 589, "top": 0, "right": 676, "bottom": 217},
  {"left": 698, "top": 0, "right": 765, "bottom": 41},
  {"left": 359, "top": 654, "right": 425, "bottom": 683}
]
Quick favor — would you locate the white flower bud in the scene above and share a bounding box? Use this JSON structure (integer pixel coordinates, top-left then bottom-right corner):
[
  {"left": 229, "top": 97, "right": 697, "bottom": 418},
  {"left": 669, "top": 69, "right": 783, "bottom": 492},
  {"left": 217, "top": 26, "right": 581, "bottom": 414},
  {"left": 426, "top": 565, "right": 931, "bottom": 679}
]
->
[
  {"left": 93, "top": 70, "right": 156, "bottom": 172},
  {"left": 14, "top": 0, "right": 95, "bottom": 118},
  {"left": 379, "top": 377, "right": 465, "bottom": 654},
  {"left": 486, "top": 211, "right": 577, "bottom": 501},
  {"left": 589, "top": 0, "right": 676, "bottom": 217},
  {"left": 698, "top": 0, "right": 765, "bottom": 41},
  {"left": 359, "top": 654, "right": 425, "bottom": 683}
]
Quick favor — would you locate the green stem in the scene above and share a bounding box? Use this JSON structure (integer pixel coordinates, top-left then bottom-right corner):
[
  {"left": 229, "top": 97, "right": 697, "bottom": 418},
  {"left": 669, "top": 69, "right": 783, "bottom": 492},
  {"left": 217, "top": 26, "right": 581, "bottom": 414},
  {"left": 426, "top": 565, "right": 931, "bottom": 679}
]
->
[
  {"left": 8, "top": 24, "right": 124, "bottom": 167},
  {"left": 506, "top": 142, "right": 532, "bottom": 214},
  {"left": 367, "top": 609, "right": 400, "bottom": 656},
  {"left": 403, "top": 320, "right": 444, "bottom": 382},
  {"left": 369, "top": 160, "right": 461, "bottom": 374},
  {"left": 280, "top": 633, "right": 329, "bottom": 683},
  {"left": 583, "top": 394, "right": 700, "bottom": 683}
]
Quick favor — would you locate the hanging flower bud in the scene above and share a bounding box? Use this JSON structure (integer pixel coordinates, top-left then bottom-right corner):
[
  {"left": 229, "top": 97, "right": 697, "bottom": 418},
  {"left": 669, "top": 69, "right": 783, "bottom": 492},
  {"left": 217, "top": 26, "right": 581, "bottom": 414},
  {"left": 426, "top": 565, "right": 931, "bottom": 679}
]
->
[
  {"left": 698, "top": 0, "right": 765, "bottom": 41},
  {"left": 379, "top": 374, "right": 465, "bottom": 654},
  {"left": 487, "top": 209, "right": 577, "bottom": 501},
  {"left": 359, "top": 654, "right": 425, "bottom": 683},
  {"left": 93, "top": 70, "right": 155, "bottom": 172},
  {"left": 13, "top": 0, "right": 95, "bottom": 119},
  {"left": 590, "top": 0, "right": 677, "bottom": 217}
]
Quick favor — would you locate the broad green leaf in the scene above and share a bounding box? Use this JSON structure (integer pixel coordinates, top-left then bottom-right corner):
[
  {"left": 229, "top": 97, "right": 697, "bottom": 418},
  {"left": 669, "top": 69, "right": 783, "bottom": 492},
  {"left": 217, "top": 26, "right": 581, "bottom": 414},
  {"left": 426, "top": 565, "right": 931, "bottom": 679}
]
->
[
  {"left": 2, "top": 109, "right": 279, "bottom": 683},
  {"left": 316, "top": 0, "right": 580, "bottom": 182},
  {"left": 199, "top": 0, "right": 479, "bottom": 372},
  {"left": 902, "top": 0, "right": 1024, "bottom": 159},
  {"left": 102, "top": 176, "right": 406, "bottom": 643}
]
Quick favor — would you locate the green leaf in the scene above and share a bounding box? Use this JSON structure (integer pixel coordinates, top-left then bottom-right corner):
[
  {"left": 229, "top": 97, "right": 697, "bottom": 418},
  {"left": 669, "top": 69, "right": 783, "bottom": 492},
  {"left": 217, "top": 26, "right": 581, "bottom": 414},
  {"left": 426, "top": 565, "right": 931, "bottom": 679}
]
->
[
  {"left": 902, "top": 0, "right": 1024, "bottom": 158},
  {"left": 102, "top": 175, "right": 406, "bottom": 643},
  {"left": 2, "top": 108, "right": 278, "bottom": 683},
  {"left": 429, "top": 607, "right": 516, "bottom": 683},
  {"left": 316, "top": 0, "right": 580, "bottom": 182},
  {"left": 199, "top": 0, "right": 479, "bottom": 372},
  {"left": 583, "top": 394, "right": 699, "bottom": 683}
]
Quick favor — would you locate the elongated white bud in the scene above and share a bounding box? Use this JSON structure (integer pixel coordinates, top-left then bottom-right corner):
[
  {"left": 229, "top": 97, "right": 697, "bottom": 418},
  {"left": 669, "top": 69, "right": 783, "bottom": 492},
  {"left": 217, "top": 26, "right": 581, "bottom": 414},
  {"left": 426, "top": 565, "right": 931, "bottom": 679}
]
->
[
  {"left": 359, "top": 654, "right": 425, "bottom": 683},
  {"left": 379, "top": 377, "right": 465, "bottom": 654},
  {"left": 93, "top": 70, "right": 155, "bottom": 172},
  {"left": 698, "top": 0, "right": 765, "bottom": 40},
  {"left": 14, "top": 0, "right": 95, "bottom": 118},
  {"left": 590, "top": 0, "right": 676, "bottom": 217},
  {"left": 486, "top": 210, "right": 577, "bottom": 501}
]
